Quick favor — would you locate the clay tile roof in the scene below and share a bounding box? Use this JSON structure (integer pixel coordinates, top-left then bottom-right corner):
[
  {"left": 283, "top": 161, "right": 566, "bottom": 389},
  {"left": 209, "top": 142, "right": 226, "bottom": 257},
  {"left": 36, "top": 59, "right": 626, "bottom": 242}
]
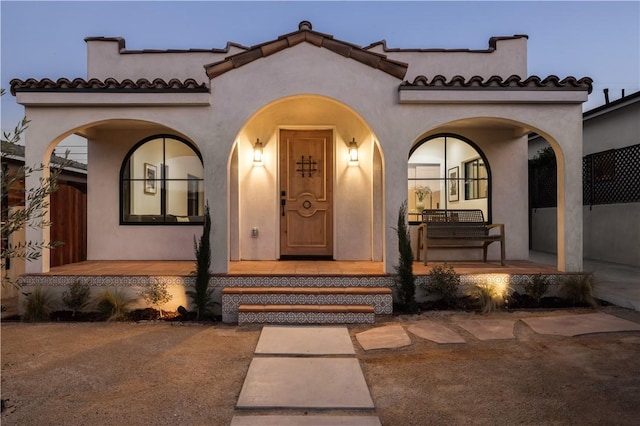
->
[
  {"left": 204, "top": 21, "right": 408, "bottom": 80},
  {"left": 400, "top": 75, "right": 593, "bottom": 93},
  {"left": 10, "top": 77, "right": 209, "bottom": 95}
]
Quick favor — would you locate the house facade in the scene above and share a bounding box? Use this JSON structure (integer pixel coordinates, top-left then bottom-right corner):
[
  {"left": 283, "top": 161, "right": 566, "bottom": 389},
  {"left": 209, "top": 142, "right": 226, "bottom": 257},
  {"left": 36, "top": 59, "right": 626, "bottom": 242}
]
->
[{"left": 10, "top": 21, "right": 591, "bottom": 274}]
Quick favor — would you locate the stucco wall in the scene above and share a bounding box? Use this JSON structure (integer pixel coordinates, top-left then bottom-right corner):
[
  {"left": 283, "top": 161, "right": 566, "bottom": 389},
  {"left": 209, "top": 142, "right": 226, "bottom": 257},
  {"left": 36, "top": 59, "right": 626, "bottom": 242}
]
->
[
  {"left": 583, "top": 102, "right": 640, "bottom": 154},
  {"left": 87, "top": 129, "right": 202, "bottom": 261},
  {"left": 531, "top": 204, "right": 640, "bottom": 267}
]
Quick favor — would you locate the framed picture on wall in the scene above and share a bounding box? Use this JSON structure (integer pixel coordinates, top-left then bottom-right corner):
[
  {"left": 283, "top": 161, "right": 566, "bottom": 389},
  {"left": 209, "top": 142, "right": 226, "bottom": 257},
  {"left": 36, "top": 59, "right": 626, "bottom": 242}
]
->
[
  {"left": 144, "top": 163, "right": 157, "bottom": 194},
  {"left": 448, "top": 166, "right": 459, "bottom": 202}
]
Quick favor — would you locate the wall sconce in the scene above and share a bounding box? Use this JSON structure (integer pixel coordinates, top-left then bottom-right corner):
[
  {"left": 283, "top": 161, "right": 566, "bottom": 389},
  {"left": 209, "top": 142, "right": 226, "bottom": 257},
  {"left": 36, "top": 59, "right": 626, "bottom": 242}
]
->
[
  {"left": 253, "top": 138, "right": 264, "bottom": 165},
  {"left": 348, "top": 138, "right": 359, "bottom": 165}
]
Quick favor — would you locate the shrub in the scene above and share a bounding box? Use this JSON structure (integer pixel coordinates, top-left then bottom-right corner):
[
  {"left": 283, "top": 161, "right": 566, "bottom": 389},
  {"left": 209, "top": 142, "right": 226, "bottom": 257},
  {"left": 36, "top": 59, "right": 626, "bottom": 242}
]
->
[
  {"left": 22, "top": 287, "right": 56, "bottom": 321},
  {"left": 473, "top": 281, "right": 505, "bottom": 313},
  {"left": 560, "top": 273, "right": 597, "bottom": 307},
  {"left": 187, "top": 203, "right": 217, "bottom": 320},
  {"left": 393, "top": 201, "right": 417, "bottom": 312},
  {"left": 62, "top": 280, "right": 91, "bottom": 316},
  {"left": 96, "top": 289, "right": 135, "bottom": 321},
  {"left": 523, "top": 274, "right": 550, "bottom": 305},
  {"left": 140, "top": 279, "right": 173, "bottom": 318},
  {"left": 423, "top": 264, "right": 461, "bottom": 308}
]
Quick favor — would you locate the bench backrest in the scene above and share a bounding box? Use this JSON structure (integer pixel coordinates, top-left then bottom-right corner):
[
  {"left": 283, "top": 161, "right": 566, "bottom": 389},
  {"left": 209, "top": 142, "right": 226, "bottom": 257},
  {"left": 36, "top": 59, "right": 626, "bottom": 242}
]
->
[{"left": 422, "top": 209, "right": 488, "bottom": 238}]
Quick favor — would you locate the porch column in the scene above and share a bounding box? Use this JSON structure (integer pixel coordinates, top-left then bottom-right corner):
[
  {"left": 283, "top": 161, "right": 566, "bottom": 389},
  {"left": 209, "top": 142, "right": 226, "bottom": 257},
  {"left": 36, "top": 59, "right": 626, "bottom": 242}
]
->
[
  {"left": 556, "top": 122, "right": 584, "bottom": 272},
  {"left": 203, "top": 145, "right": 229, "bottom": 274},
  {"left": 383, "top": 153, "right": 408, "bottom": 274},
  {"left": 23, "top": 129, "right": 52, "bottom": 274}
]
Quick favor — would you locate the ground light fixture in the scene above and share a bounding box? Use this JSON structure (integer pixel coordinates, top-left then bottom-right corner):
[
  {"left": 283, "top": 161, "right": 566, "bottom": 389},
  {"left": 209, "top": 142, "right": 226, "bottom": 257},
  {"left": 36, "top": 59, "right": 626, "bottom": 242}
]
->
[
  {"left": 348, "top": 138, "right": 359, "bottom": 165},
  {"left": 253, "top": 138, "right": 264, "bottom": 165}
]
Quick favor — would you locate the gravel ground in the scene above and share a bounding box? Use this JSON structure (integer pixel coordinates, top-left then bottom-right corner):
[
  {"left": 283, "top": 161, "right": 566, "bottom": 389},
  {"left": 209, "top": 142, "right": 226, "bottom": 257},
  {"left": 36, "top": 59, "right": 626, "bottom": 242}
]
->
[{"left": 2, "top": 306, "right": 640, "bottom": 425}]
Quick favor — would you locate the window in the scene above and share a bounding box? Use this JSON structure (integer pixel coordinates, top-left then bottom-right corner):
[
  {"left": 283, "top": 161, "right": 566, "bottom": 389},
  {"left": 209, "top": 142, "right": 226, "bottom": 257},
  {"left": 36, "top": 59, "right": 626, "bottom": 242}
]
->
[
  {"left": 408, "top": 135, "right": 490, "bottom": 223},
  {"left": 464, "top": 158, "right": 488, "bottom": 200},
  {"left": 121, "top": 135, "right": 204, "bottom": 224}
]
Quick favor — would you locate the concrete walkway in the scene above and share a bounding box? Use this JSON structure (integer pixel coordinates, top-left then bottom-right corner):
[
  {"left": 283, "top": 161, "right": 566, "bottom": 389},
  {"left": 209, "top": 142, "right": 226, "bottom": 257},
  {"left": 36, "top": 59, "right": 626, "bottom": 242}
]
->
[
  {"left": 529, "top": 251, "right": 640, "bottom": 311},
  {"left": 232, "top": 326, "right": 380, "bottom": 425}
]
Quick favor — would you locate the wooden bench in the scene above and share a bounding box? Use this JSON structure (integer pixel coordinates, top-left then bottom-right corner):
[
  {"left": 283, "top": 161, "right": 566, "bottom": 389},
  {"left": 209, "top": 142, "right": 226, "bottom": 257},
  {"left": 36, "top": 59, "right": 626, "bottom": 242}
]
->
[{"left": 417, "top": 209, "right": 505, "bottom": 266}]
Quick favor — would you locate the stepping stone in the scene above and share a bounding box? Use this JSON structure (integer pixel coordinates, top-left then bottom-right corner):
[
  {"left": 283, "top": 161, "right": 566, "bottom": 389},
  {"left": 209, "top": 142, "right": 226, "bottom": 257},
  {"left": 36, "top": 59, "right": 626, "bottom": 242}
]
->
[
  {"left": 231, "top": 415, "right": 381, "bottom": 425},
  {"left": 237, "top": 357, "right": 374, "bottom": 409},
  {"left": 407, "top": 321, "right": 466, "bottom": 344},
  {"left": 455, "top": 319, "right": 516, "bottom": 340},
  {"left": 355, "top": 325, "right": 411, "bottom": 350},
  {"left": 522, "top": 312, "right": 640, "bottom": 337},
  {"left": 255, "top": 326, "right": 355, "bottom": 355}
]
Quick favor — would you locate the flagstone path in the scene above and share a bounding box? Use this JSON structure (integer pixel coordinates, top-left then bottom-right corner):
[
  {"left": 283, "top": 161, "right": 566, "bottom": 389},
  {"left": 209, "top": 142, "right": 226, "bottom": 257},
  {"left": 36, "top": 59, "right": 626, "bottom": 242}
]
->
[{"left": 231, "top": 312, "right": 640, "bottom": 425}]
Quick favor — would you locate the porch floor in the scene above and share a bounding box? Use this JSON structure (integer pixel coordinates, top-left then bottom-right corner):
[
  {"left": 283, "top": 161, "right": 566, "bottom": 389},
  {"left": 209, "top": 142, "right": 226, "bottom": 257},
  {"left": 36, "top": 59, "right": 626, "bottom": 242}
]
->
[{"left": 37, "top": 259, "right": 560, "bottom": 276}]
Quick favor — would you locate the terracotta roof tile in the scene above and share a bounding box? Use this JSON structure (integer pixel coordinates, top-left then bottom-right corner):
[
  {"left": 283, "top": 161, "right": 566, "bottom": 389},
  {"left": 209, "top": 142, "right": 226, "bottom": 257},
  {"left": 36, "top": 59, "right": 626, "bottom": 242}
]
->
[
  {"left": 204, "top": 21, "right": 408, "bottom": 80},
  {"left": 400, "top": 75, "right": 593, "bottom": 93},
  {"left": 10, "top": 77, "right": 209, "bottom": 95}
]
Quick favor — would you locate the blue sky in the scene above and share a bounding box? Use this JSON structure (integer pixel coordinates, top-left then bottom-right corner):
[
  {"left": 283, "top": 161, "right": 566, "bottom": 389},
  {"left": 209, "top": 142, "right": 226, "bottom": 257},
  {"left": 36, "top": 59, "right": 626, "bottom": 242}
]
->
[{"left": 2, "top": 1, "right": 639, "bottom": 144}]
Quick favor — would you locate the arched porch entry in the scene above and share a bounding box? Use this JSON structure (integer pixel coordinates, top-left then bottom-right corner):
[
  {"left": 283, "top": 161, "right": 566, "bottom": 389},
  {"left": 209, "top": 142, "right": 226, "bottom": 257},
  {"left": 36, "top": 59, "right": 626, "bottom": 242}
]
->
[
  {"left": 23, "top": 118, "right": 203, "bottom": 274},
  {"left": 228, "top": 95, "right": 385, "bottom": 263},
  {"left": 408, "top": 116, "right": 580, "bottom": 271}
]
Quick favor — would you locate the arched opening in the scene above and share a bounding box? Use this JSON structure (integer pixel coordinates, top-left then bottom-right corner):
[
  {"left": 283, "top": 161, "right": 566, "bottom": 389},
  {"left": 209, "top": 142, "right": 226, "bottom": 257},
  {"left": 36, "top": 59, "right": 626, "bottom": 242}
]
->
[
  {"left": 408, "top": 134, "right": 491, "bottom": 223},
  {"left": 228, "top": 95, "right": 384, "bottom": 262}
]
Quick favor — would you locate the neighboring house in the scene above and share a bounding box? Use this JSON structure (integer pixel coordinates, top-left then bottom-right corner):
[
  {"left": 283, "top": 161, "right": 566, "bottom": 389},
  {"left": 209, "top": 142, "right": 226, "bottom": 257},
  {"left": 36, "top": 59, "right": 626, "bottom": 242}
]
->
[
  {"left": 10, "top": 21, "right": 591, "bottom": 275},
  {"left": 529, "top": 90, "right": 640, "bottom": 267},
  {"left": 1, "top": 141, "right": 87, "bottom": 289}
]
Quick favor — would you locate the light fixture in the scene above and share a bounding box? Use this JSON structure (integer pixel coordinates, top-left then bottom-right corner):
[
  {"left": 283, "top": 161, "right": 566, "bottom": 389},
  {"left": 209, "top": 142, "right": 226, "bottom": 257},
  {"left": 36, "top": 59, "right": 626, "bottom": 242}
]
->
[
  {"left": 348, "top": 138, "right": 358, "bottom": 164},
  {"left": 253, "top": 138, "right": 264, "bottom": 165}
]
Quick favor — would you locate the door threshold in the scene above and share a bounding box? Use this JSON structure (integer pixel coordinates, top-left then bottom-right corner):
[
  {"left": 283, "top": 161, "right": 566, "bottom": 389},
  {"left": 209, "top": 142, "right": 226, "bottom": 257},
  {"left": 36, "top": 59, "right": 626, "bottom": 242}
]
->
[{"left": 279, "top": 255, "right": 334, "bottom": 261}]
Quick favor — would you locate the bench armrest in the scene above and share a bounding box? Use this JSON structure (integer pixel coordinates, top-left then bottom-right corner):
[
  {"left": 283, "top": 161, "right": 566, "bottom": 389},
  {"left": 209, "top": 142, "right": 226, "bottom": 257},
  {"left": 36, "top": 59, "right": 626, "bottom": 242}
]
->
[{"left": 486, "top": 223, "right": 504, "bottom": 236}]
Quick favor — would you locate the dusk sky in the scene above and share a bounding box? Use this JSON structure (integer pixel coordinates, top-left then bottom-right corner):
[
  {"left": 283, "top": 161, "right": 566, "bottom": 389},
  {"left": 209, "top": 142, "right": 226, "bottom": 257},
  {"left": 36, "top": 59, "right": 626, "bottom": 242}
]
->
[{"left": 1, "top": 1, "right": 639, "bottom": 162}]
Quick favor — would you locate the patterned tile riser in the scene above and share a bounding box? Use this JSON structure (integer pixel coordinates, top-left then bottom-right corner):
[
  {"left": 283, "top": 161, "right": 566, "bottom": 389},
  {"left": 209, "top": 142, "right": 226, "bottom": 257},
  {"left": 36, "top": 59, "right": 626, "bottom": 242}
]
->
[
  {"left": 238, "top": 311, "right": 375, "bottom": 325},
  {"left": 222, "top": 293, "right": 393, "bottom": 315},
  {"left": 20, "top": 274, "right": 567, "bottom": 289}
]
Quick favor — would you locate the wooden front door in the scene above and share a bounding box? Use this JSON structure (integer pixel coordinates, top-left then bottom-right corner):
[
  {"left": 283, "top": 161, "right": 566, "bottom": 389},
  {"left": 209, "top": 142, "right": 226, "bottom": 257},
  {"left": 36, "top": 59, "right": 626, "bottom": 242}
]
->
[{"left": 279, "top": 129, "right": 333, "bottom": 258}]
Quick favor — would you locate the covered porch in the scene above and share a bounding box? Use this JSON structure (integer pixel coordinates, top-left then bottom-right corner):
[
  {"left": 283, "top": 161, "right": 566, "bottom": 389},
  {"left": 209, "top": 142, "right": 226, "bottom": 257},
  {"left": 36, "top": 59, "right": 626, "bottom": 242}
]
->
[{"left": 27, "top": 258, "right": 560, "bottom": 277}]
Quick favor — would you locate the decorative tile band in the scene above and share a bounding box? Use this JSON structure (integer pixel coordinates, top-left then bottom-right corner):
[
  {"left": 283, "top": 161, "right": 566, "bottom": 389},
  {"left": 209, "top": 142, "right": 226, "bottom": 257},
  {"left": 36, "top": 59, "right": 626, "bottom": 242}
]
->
[
  {"left": 238, "top": 311, "right": 375, "bottom": 325},
  {"left": 221, "top": 292, "right": 393, "bottom": 322},
  {"left": 19, "top": 273, "right": 569, "bottom": 289}
]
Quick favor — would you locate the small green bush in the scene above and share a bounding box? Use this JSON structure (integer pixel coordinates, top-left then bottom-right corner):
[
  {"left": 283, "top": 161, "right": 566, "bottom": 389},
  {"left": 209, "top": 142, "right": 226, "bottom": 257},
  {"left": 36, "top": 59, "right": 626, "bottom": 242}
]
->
[
  {"left": 423, "top": 264, "right": 461, "bottom": 308},
  {"left": 560, "top": 273, "right": 597, "bottom": 307},
  {"left": 523, "top": 274, "right": 550, "bottom": 304},
  {"left": 23, "top": 287, "right": 56, "bottom": 322},
  {"left": 62, "top": 280, "right": 91, "bottom": 316},
  {"left": 96, "top": 289, "right": 135, "bottom": 321},
  {"left": 140, "top": 279, "right": 173, "bottom": 318}
]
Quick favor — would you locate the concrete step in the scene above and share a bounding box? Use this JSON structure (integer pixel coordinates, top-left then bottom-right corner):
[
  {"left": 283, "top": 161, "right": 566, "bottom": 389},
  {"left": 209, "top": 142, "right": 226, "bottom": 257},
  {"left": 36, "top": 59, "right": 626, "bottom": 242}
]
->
[
  {"left": 222, "top": 286, "right": 393, "bottom": 323},
  {"left": 237, "top": 304, "right": 375, "bottom": 325}
]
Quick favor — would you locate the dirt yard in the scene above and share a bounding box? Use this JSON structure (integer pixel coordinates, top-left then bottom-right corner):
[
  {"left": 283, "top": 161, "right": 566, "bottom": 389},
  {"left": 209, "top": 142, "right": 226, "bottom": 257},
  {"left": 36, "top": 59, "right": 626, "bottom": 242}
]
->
[{"left": 2, "top": 307, "right": 640, "bottom": 425}]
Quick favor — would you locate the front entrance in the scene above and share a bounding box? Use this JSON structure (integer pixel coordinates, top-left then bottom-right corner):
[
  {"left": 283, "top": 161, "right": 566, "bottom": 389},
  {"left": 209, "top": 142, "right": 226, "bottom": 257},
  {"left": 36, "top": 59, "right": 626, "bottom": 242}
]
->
[{"left": 279, "top": 129, "right": 333, "bottom": 258}]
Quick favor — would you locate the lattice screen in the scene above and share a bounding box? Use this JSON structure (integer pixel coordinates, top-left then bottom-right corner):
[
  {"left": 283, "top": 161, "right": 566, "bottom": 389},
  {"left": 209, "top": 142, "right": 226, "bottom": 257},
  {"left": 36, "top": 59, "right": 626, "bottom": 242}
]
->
[{"left": 584, "top": 144, "right": 640, "bottom": 206}]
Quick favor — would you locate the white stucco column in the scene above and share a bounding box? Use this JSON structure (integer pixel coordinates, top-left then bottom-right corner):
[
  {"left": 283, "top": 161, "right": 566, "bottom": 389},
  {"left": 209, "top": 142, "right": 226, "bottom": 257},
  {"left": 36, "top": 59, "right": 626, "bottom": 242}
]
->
[
  {"left": 555, "top": 122, "right": 584, "bottom": 272},
  {"left": 202, "top": 140, "right": 230, "bottom": 274},
  {"left": 383, "top": 151, "right": 408, "bottom": 274},
  {"left": 22, "top": 128, "right": 52, "bottom": 274}
]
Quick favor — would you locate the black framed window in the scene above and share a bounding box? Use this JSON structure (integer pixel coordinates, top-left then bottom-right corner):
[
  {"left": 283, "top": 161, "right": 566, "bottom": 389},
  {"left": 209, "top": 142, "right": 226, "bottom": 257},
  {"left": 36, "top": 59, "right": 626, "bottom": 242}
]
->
[
  {"left": 408, "top": 134, "right": 491, "bottom": 223},
  {"left": 464, "top": 158, "right": 488, "bottom": 200},
  {"left": 121, "top": 135, "right": 204, "bottom": 224}
]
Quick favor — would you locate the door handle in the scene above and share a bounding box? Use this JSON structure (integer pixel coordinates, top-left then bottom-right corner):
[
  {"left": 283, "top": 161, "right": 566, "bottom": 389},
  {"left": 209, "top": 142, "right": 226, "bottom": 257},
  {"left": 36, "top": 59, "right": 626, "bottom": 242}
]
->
[{"left": 280, "top": 190, "right": 286, "bottom": 216}]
